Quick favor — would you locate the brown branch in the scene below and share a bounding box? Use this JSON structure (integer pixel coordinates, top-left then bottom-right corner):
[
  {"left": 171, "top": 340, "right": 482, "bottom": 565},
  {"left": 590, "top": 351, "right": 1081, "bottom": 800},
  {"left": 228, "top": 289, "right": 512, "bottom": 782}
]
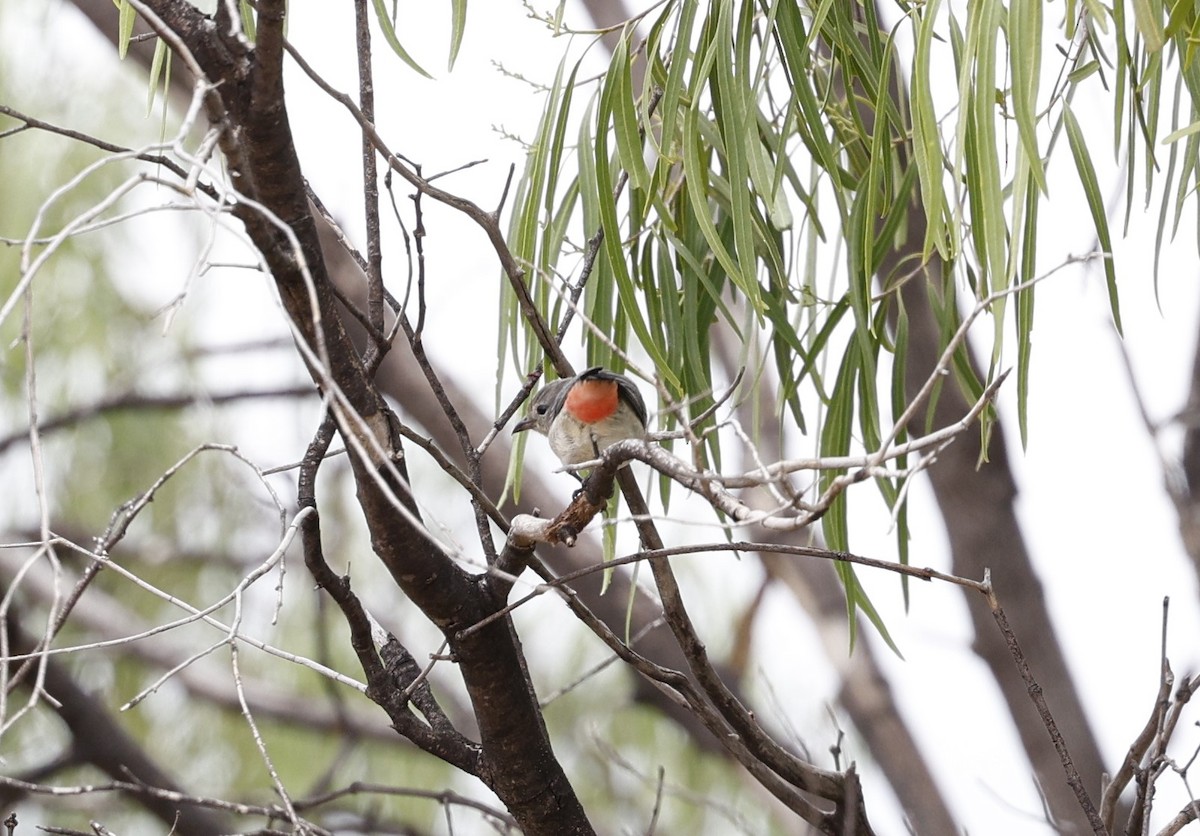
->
[
  {"left": 0, "top": 385, "right": 315, "bottom": 455},
  {"left": 979, "top": 573, "right": 1107, "bottom": 835},
  {"left": 353, "top": 0, "right": 384, "bottom": 335},
  {"left": 519, "top": 554, "right": 831, "bottom": 826},
  {"left": 1101, "top": 600, "right": 1173, "bottom": 830},
  {"left": 469, "top": 538, "right": 984, "bottom": 644},
  {"left": 299, "top": 419, "right": 481, "bottom": 774},
  {"left": 292, "top": 780, "right": 518, "bottom": 829},
  {"left": 0, "top": 105, "right": 220, "bottom": 203},
  {"left": 278, "top": 38, "right": 568, "bottom": 375},
  {"left": 130, "top": 3, "right": 594, "bottom": 832}
]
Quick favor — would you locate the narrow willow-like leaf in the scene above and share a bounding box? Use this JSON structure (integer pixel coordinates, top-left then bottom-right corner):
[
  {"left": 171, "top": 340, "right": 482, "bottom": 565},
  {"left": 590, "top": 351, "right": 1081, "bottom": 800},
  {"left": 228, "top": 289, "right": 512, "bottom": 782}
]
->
[
  {"left": 448, "top": 0, "right": 467, "bottom": 70},
  {"left": 829, "top": 0, "right": 881, "bottom": 110},
  {"left": 510, "top": 58, "right": 569, "bottom": 313},
  {"left": 747, "top": 126, "right": 793, "bottom": 229},
  {"left": 1132, "top": 0, "right": 1166, "bottom": 52},
  {"left": 1141, "top": 50, "right": 1164, "bottom": 211},
  {"left": 855, "top": 335, "right": 883, "bottom": 462},
  {"left": 1151, "top": 99, "right": 1178, "bottom": 299},
  {"left": 820, "top": 347, "right": 858, "bottom": 554},
  {"left": 679, "top": 251, "right": 713, "bottom": 395},
  {"left": 762, "top": 98, "right": 806, "bottom": 224},
  {"left": 1068, "top": 60, "right": 1101, "bottom": 84},
  {"left": 681, "top": 110, "right": 746, "bottom": 302},
  {"left": 146, "top": 38, "right": 168, "bottom": 115},
  {"left": 540, "top": 62, "right": 581, "bottom": 283},
  {"left": 890, "top": 296, "right": 911, "bottom": 601},
  {"left": 497, "top": 188, "right": 527, "bottom": 386},
  {"left": 544, "top": 182, "right": 580, "bottom": 296},
  {"left": 965, "top": 0, "right": 1006, "bottom": 298},
  {"left": 713, "top": 0, "right": 762, "bottom": 314},
  {"left": 911, "top": 0, "right": 948, "bottom": 258},
  {"left": 872, "top": 164, "right": 919, "bottom": 273},
  {"left": 1170, "top": 127, "right": 1197, "bottom": 240},
  {"left": 654, "top": 0, "right": 698, "bottom": 170},
  {"left": 925, "top": 274, "right": 985, "bottom": 430},
  {"left": 240, "top": 0, "right": 256, "bottom": 41},
  {"left": 596, "top": 77, "right": 678, "bottom": 385},
  {"left": 117, "top": 0, "right": 135, "bottom": 59},
  {"left": 1063, "top": 105, "right": 1124, "bottom": 334},
  {"left": 775, "top": 0, "right": 851, "bottom": 222},
  {"left": 665, "top": 224, "right": 739, "bottom": 330},
  {"left": 820, "top": 346, "right": 893, "bottom": 647},
  {"left": 498, "top": 58, "right": 575, "bottom": 401},
  {"left": 579, "top": 98, "right": 601, "bottom": 240},
  {"left": 1161, "top": 119, "right": 1200, "bottom": 144},
  {"left": 639, "top": 239, "right": 667, "bottom": 361},
  {"left": 1113, "top": 0, "right": 1129, "bottom": 154},
  {"left": 608, "top": 32, "right": 650, "bottom": 194},
  {"left": 846, "top": 188, "right": 879, "bottom": 416},
  {"left": 1016, "top": 180, "right": 1039, "bottom": 448},
  {"left": 1009, "top": 0, "right": 1047, "bottom": 192},
  {"left": 860, "top": 43, "right": 895, "bottom": 276},
  {"left": 576, "top": 101, "right": 614, "bottom": 355},
  {"left": 848, "top": 575, "right": 903, "bottom": 656},
  {"left": 585, "top": 237, "right": 616, "bottom": 365},
  {"left": 370, "top": 0, "right": 433, "bottom": 79},
  {"left": 895, "top": 499, "right": 911, "bottom": 607},
  {"left": 601, "top": 490, "right": 619, "bottom": 595}
]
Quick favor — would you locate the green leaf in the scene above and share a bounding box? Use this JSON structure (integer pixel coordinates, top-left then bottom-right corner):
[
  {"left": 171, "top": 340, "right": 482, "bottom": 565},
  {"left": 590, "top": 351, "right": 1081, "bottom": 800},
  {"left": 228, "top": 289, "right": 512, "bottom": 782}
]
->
[
  {"left": 651, "top": 0, "right": 696, "bottom": 171},
  {"left": 775, "top": 0, "right": 851, "bottom": 223},
  {"left": 847, "top": 572, "right": 903, "bottom": 656},
  {"left": 890, "top": 297, "right": 911, "bottom": 602},
  {"left": 912, "top": 0, "right": 950, "bottom": 257},
  {"left": 595, "top": 75, "right": 678, "bottom": 387},
  {"left": 715, "top": 0, "right": 763, "bottom": 299},
  {"left": 1016, "top": 180, "right": 1039, "bottom": 448},
  {"left": 240, "top": 0, "right": 256, "bottom": 41},
  {"left": 1009, "top": 0, "right": 1047, "bottom": 192},
  {"left": 608, "top": 31, "right": 650, "bottom": 193},
  {"left": 681, "top": 109, "right": 746, "bottom": 303},
  {"left": 146, "top": 38, "right": 169, "bottom": 115},
  {"left": 960, "top": 0, "right": 1006, "bottom": 297},
  {"left": 1132, "top": 0, "right": 1166, "bottom": 52},
  {"left": 448, "top": 0, "right": 467, "bottom": 70},
  {"left": 116, "top": 0, "right": 135, "bottom": 60},
  {"left": 1063, "top": 104, "right": 1123, "bottom": 334},
  {"left": 820, "top": 348, "right": 857, "bottom": 553},
  {"left": 370, "top": 0, "right": 433, "bottom": 79},
  {"left": 1161, "top": 119, "right": 1200, "bottom": 145},
  {"left": 601, "top": 490, "right": 619, "bottom": 594}
]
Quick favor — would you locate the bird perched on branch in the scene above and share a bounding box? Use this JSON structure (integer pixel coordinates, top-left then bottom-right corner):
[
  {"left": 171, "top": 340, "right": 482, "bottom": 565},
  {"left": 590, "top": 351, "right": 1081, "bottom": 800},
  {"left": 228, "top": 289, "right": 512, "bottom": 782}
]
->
[{"left": 513, "top": 366, "right": 648, "bottom": 466}]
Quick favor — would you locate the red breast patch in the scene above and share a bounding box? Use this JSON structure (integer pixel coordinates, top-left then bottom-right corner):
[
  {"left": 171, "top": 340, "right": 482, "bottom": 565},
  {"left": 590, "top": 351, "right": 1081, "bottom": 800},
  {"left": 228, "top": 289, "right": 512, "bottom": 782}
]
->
[{"left": 563, "top": 378, "right": 619, "bottom": 423}]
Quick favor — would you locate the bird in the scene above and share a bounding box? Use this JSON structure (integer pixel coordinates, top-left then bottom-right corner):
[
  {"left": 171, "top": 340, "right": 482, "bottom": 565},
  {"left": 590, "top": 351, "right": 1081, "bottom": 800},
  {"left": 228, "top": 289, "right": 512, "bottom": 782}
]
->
[{"left": 513, "top": 366, "right": 648, "bottom": 467}]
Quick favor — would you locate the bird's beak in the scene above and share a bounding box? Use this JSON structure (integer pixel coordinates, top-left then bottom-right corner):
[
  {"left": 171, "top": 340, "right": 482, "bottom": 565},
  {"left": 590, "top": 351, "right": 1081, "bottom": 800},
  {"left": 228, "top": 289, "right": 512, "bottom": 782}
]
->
[{"left": 512, "top": 416, "right": 535, "bottom": 434}]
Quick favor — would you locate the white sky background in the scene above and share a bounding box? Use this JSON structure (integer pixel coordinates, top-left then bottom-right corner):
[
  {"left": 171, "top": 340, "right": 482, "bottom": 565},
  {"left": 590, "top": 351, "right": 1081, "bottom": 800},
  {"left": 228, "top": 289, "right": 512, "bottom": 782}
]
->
[{"left": 5, "top": 1, "right": 1200, "bottom": 834}]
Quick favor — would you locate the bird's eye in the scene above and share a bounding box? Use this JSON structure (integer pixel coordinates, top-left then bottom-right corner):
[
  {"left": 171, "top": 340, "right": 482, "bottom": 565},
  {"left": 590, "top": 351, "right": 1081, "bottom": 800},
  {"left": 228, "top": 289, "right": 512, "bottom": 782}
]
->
[{"left": 534, "top": 403, "right": 549, "bottom": 415}]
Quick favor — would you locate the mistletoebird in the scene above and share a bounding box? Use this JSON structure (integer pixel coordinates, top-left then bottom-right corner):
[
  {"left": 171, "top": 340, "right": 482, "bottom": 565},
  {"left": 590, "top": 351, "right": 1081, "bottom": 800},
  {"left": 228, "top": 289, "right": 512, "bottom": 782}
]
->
[{"left": 513, "top": 366, "right": 648, "bottom": 466}]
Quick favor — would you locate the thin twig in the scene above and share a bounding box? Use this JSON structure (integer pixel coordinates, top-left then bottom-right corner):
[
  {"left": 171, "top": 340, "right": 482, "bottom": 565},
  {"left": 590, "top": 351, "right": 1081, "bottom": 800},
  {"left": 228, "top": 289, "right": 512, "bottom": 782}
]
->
[{"left": 980, "top": 570, "right": 1107, "bottom": 835}]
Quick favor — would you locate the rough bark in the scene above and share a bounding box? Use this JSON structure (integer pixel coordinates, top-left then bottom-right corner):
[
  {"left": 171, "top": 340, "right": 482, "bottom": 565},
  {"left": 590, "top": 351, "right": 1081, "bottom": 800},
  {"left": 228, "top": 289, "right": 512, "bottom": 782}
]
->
[
  {"left": 132, "top": 2, "right": 593, "bottom": 832},
  {"left": 69, "top": 0, "right": 748, "bottom": 760}
]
